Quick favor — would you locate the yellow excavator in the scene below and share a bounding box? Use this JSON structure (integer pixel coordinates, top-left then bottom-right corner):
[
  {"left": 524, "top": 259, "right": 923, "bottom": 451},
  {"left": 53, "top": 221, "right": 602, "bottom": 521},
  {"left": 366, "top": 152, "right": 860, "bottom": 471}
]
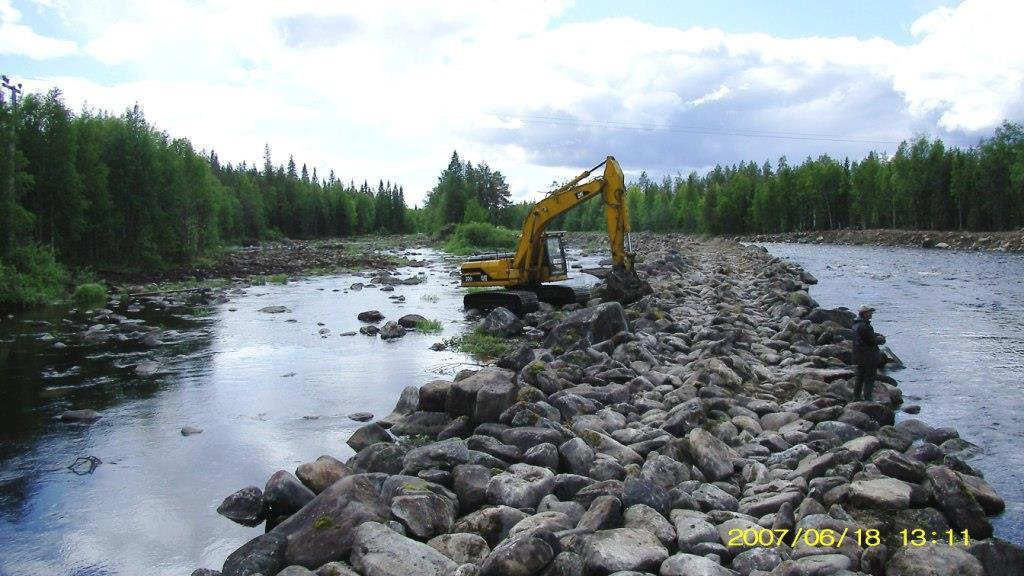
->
[{"left": 460, "top": 156, "right": 651, "bottom": 314}]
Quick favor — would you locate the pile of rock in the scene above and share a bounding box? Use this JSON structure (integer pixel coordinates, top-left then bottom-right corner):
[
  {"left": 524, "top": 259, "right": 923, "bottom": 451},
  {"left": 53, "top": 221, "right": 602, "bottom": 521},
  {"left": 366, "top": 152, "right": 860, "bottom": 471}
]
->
[{"left": 199, "top": 235, "right": 1022, "bottom": 576}]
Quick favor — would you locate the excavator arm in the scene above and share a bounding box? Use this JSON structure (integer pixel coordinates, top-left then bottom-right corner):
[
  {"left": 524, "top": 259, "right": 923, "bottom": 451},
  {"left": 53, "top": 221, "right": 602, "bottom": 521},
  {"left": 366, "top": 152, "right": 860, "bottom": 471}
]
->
[{"left": 511, "top": 156, "right": 633, "bottom": 283}]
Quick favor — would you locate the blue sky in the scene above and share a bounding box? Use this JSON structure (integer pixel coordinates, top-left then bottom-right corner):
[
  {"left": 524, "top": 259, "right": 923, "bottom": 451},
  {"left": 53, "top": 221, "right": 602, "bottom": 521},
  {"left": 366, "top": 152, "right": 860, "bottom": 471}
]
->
[{"left": 2, "top": 0, "right": 1021, "bottom": 205}]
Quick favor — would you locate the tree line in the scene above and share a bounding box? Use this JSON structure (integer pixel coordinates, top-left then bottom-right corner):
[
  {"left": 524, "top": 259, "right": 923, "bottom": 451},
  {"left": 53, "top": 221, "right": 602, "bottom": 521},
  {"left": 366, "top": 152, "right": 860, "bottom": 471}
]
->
[
  {"left": 555, "top": 122, "right": 1024, "bottom": 235},
  {"left": 0, "top": 89, "right": 409, "bottom": 272}
]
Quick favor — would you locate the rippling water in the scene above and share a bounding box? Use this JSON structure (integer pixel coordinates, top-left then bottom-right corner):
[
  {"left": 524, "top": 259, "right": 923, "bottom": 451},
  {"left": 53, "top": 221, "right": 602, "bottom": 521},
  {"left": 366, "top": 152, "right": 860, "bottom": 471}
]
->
[
  {"left": 0, "top": 249, "right": 485, "bottom": 575},
  {"left": 759, "top": 242, "right": 1024, "bottom": 545}
]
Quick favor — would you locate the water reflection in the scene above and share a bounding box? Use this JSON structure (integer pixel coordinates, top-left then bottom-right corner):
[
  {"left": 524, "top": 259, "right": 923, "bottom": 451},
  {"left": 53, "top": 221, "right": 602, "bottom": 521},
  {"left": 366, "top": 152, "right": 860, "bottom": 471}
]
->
[{"left": 0, "top": 249, "right": 485, "bottom": 575}]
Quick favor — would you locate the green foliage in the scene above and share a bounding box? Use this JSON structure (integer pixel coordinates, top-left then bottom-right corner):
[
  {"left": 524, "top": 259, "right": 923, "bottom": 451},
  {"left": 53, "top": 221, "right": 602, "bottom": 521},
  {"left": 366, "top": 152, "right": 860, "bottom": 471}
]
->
[
  {"left": 72, "top": 282, "right": 107, "bottom": 306},
  {"left": 414, "top": 318, "right": 443, "bottom": 333},
  {"left": 450, "top": 328, "right": 510, "bottom": 358},
  {"left": 267, "top": 273, "right": 288, "bottom": 284},
  {"left": 442, "top": 222, "right": 518, "bottom": 255},
  {"left": 0, "top": 244, "right": 69, "bottom": 308}
]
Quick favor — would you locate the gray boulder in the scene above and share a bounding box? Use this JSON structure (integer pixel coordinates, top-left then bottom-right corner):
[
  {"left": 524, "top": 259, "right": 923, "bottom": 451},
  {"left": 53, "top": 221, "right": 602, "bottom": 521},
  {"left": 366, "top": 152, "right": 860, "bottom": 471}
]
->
[
  {"left": 487, "top": 463, "right": 556, "bottom": 509},
  {"left": 296, "top": 455, "right": 352, "bottom": 494},
  {"left": 217, "top": 486, "right": 265, "bottom": 527},
  {"left": 544, "top": 302, "right": 630, "bottom": 349},
  {"left": 350, "top": 521, "right": 458, "bottom": 576},
  {"left": 272, "top": 475, "right": 391, "bottom": 568},
  {"left": 380, "top": 321, "right": 406, "bottom": 339},
  {"left": 398, "top": 314, "right": 428, "bottom": 328},
  {"left": 347, "top": 423, "right": 393, "bottom": 452},
  {"left": 222, "top": 532, "right": 286, "bottom": 576},
  {"left": 427, "top": 533, "right": 491, "bottom": 565},
  {"left": 446, "top": 367, "right": 518, "bottom": 424},
  {"left": 582, "top": 528, "right": 668, "bottom": 575},
  {"left": 848, "top": 477, "right": 915, "bottom": 509},
  {"left": 392, "top": 491, "right": 458, "bottom": 540},
  {"left": 451, "top": 505, "right": 530, "bottom": 546},
  {"left": 622, "top": 504, "right": 675, "bottom": 547},
  {"left": 687, "top": 429, "right": 737, "bottom": 482},
  {"left": 263, "top": 470, "right": 315, "bottom": 521},
  {"left": 926, "top": 465, "right": 993, "bottom": 538},
  {"left": 357, "top": 310, "right": 384, "bottom": 322},
  {"left": 392, "top": 411, "right": 452, "bottom": 438},
  {"left": 478, "top": 529, "right": 558, "bottom": 576},
  {"left": 379, "top": 386, "right": 420, "bottom": 428},
  {"left": 886, "top": 543, "right": 983, "bottom": 576},
  {"left": 347, "top": 442, "right": 406, "bottom": 475},
  {"left": 659, "top": 553, "right": 737, "bottom": 576},
  {"left": 478, "top": 307, "right": 523, "bottom": 337}
]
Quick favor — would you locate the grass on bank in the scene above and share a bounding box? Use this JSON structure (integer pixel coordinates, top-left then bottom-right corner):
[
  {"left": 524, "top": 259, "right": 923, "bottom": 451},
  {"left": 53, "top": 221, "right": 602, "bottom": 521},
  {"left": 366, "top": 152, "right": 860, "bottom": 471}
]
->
[{"left": 442, "top": 223, "right": 518, "bottom": 255}]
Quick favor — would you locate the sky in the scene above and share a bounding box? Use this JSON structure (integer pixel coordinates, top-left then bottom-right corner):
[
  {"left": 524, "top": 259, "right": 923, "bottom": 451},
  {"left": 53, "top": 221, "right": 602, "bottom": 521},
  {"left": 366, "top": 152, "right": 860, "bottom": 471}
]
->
[{"left": 2, "top": 0, "right": 1023, "bottom": 205}]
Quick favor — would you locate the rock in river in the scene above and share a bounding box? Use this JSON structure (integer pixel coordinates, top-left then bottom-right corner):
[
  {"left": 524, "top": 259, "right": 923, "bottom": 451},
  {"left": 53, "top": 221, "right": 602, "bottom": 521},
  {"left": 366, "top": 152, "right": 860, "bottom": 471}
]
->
[
  {"left": 258, "top": 305, "right": 290, "bottom": 313},
  {"left": 379, "top": 321, "right": 406, "bottom": 340},
  {"left": 59, "top": 409, "right": 102, "bottom": 423},
  {"left": 217, "top": 486, "right": 265, "bottom": 527},
  {"left": 357, "top": 310, "right": 385, "bottom": 323}
]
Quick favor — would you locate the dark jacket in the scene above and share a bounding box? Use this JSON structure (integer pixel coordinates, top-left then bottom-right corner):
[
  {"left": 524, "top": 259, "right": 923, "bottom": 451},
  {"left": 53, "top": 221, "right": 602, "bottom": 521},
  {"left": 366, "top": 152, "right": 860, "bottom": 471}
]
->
[{"left": 852, "top": 317, "right": 885, "bottom": 365}]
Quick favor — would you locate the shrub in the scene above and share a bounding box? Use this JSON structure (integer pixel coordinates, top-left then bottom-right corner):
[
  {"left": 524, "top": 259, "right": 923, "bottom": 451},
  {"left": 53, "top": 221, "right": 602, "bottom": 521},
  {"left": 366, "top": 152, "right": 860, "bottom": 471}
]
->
[
  {"left": 443, "top": 222, "right": 518, "bottom": 255},
  {"left": 268, "top": 273, "right": 288, "bottom": 284},
  {"left": 0, "top": 244, "right": 69, "bottom": 309},
  {"left": 72, "top": 283, "right": 108, "bottom": 307},
  {"left": 415, "top": 318, "right": 443, "bottom": 333}
]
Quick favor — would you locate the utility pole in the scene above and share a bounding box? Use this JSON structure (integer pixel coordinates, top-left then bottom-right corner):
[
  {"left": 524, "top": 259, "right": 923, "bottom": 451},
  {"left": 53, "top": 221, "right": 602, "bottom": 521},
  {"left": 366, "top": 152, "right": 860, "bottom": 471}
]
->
[{"left": 1, "top": 74, "right": 22, "bottom": 257}]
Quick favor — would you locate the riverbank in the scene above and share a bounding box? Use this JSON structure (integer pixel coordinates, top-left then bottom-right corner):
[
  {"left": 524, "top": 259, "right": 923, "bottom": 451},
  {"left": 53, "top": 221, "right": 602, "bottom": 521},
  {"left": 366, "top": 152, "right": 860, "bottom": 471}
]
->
[
  {"left": 738, "top": 228, "right": 1024, "bottom": 252},
  {"left": 202, "top": 234, "right": 1022, "bottom": 576},
  {"left": 96, "top": 235, "right": 431, "bottom": 293}
]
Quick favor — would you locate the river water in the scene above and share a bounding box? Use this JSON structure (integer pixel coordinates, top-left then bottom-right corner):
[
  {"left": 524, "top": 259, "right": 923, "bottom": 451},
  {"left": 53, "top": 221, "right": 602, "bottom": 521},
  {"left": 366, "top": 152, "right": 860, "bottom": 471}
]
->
[
  {"left": 0, "top": 248, "right": 489, "bottom": 576},
  {"left": 2, "top": 242, "right": 1021, "bottom": 575},
  {"left": 758, "top": 242, "right": 1024, "bottom": 545}
]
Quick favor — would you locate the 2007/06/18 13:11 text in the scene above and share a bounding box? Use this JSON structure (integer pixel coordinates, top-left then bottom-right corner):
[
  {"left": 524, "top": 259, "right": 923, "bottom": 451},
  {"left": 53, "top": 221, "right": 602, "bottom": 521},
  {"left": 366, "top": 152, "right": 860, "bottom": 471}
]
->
[{"left": 726, "top": 528, "right": 972, "bottom": 548}]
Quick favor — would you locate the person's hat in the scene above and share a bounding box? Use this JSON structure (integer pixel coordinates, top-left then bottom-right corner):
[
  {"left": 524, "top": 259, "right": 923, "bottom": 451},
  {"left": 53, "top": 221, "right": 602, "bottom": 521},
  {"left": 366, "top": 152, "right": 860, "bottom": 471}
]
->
[{"left": 858, "top": 305, "right": 875, "bottom": 314}]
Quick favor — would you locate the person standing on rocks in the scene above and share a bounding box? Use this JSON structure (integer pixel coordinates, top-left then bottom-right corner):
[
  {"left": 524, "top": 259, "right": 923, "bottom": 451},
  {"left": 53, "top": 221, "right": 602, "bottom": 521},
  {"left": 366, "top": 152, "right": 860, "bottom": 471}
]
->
[{"left": 852, "top": 305, "right": 886, "bottom": 401}]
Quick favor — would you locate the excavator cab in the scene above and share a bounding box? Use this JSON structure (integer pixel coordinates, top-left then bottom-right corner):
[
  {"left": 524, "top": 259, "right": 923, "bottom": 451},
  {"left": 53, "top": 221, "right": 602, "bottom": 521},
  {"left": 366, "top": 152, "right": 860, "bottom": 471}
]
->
[{"left": 542, "top": 232, "right": 568, "bottom": 280}]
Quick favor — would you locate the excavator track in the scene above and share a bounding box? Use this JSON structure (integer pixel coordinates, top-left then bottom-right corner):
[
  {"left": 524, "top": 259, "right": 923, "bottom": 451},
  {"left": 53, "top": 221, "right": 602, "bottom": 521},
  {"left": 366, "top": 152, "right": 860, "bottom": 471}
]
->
[
  {"left": 463, "top": 290, "right": 539, "bottom": 315},
  {"left": 533, "top": 285, "right": 591, "bottom": 306}
]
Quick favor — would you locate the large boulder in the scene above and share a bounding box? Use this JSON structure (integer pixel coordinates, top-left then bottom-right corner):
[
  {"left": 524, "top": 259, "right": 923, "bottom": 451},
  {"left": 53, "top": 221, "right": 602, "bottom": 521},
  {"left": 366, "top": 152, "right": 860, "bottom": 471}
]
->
[
  {"left": 295, "top": 455, "right": 352, "bottom": 494},
  {"left": 446, "top": 367, "right": 518, "bottom": 424},
  {"left": 357, "top": 310, "right": 385, "bottom": 322},
  {"left": 263, "top": 470, "right": 315, "bottom": 522},
  {"left": 350, "top": 521, "right": 458, "bottom": 576},
  {"left": 451, "top": 505, "right": 530, "bottom": 547},
  {"left": 582, "top": 528, "right": 668, "bottom": 575},
  {"left": 271, "top": 475, "right": 390, "bottom": 568},
  {"left": 217, "top": 486, "right": 265, "bottom": 527},
  {"left": 659, "top": 553, "right": 737, "bottom": 576},
  {"left": 926, "top": 466, "right": 993, "bottom": 539},
  {"left": 687, "top": 428, "right": 737, "bottom": 482},
  {"left": 478, "top": 529, "right": 558, "bottom": 576},
  {"left": 477, "top": 307, "right": 523, "bottom": 337},
  {"left": 222, "top": 532, "right": 287, "bottom": 576},
  {"left": 379, "top": 321, "right": 406, "bottom": 339},
  {"left": 391, "top": 490, "right": 458, "bottom": 540},
  {"left": 848, "top": 477, "right": 915, "bottom": 509},
  {"left": 347, "top": 423, "right": 393, "bottom": 452},
  {"left": 544, "top": 302, "right": 630, "bottom": 350},
  {"left": 398, "top": 314, "right": 428, "bottom": 328},
  {"left": 886, "top": 543, "right": 984, "bottom": 576},
  {"left": 347, "top": 442, "right": 406, "bottom": 475},
  {"left": 427, "top": 533, "right": 491, "bottom": 565},
  {"left": 486, "top": 463, "right": 555, "bottom": 509},
  {"left": 391, "top": 411, "right": 452, "bottom": 438},
  {"left": 378, "top": 386, "right": 421, "bottom": 428}
]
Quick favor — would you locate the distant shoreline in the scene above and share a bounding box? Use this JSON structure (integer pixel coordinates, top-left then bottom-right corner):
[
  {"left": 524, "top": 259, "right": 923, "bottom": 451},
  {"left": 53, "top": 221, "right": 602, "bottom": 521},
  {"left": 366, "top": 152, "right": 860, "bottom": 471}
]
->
[{"left": 736, "top": 228, "right": 1024, "bottom": 252}]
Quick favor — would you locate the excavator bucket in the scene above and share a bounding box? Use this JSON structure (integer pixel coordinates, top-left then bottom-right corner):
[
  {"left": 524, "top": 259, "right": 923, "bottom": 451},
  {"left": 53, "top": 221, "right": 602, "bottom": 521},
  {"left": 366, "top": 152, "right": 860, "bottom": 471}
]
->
[{"left": 603, "top": 264, "right": 652, "bottom": 305}]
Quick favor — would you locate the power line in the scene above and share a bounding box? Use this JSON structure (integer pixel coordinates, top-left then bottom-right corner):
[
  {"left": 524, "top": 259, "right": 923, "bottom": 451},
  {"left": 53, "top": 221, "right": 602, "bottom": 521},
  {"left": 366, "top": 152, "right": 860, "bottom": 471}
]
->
[{"left": 494, "top": 113, "right": 902, "bottom": 145}]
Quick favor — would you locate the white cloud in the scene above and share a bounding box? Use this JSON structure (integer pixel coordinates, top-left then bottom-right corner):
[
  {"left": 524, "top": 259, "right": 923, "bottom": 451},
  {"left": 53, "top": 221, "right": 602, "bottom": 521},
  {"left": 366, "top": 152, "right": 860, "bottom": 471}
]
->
[
  {"left": 893, "top": 0, "right": 1024, "bottom": 131},
  {"left": 21, "top": 0, "right": 1024, "bottom": 205},
  {"left": 0, "top": 0, "right": 75, "bottom": 59}
]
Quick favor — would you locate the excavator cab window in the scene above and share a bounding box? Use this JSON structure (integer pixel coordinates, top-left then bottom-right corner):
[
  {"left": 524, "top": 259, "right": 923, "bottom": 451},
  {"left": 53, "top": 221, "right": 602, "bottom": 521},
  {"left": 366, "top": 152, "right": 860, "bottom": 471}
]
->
[{"left": 543, "top": 233, "right": 567, "bottom": 276}]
